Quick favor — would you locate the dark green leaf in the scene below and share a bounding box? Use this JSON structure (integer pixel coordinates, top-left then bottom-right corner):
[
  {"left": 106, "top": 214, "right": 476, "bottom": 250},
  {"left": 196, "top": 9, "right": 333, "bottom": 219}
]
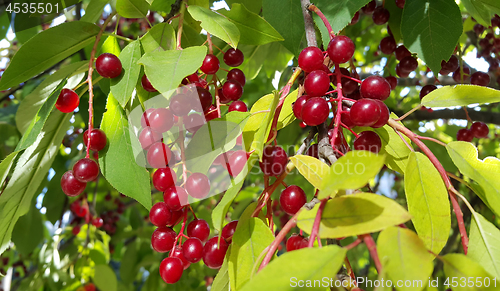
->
[
  {"left": 385, "top": 0, "right": 403, "bottom": 42},
  {"left": 187, "top": 5, "right": 240, "bottom": 48},
  {"left": 0, "top": 22, "right": 100, "bottom": 91},
  {"left": 401, "top": 0, "right": 462, "bottom": 74},
  {"left": 120, "top": 241, "right": 139, "bottom": 284},
  {"left": 461, "top": 0, "right": 495, "bottom": 26},
  {"left": 81, "top": 0, "right": 110, "bottom": 23},
  {"left": 116, "top": 0, "right": 150, "bottom": 18},
  {"left": 93, "top": 264, "right": 118, "bottom": 291},
  {"left": 12, "top": 201, "right": 44, "bottom": 256},
  {"left": 110, "top": 40, "right": 142, "bottom": 107},
  {"left": 226, "top": 0, "right": 262, "bottom": 14}
]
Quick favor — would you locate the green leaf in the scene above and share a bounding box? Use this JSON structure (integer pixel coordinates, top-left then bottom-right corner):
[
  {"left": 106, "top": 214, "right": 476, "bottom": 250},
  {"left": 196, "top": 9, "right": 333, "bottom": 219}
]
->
[
  {"left": 369, "top": 122, "right": 412, "bottom": 173},
  {"left": 101, "top": 35, "right": 121, "bottom": 56},
  {"left": 242, "top": 92, "right": 279, "bottom": 158},
  {"left": 400, "top": 0, "right": 462, "bottom": 74},
  {"left": 219, "top": 4, "right": 283, "bottom": 45},
  {"left": 151, "top": 0, "right": 176, "bottom": 12},
  {"left": 442, "top": 254, "right": 497, "bottom": 291},
  {"left": 289, "top": 155, "right": 329, "bottom": 190},
  {"left": 262, "top": 0, "right": 304, "bottom": 56},
  {"left": 116, "top": 0, "right": 150, "bottom": 18},
  {"left": 319, "top": 150, "right": 385, "bottom": 199},
  {"left": 15, "top": 80, "right": 67, "bottom": 152},
  {"left": 137, "top": 46, "right": 207, "bottom": 94},
  {"left": 469, "top": 212, "right": 500, "bottom": 278},
  {"left": 212, "top": 252, "right": 230, "bottom": 291},
  {"left": 11, "top": 201, "right": 44, "bottom": 256},
  {"left": 15, "top": 61, "right": 87, "bottom": 134},
  {"left": 228, "top": 218, "right": 274, "bottom": 290},
  {"left": 226, "top": 0, "right": 261, "bottom": 14},
  {"left": 461, "top": 0, "right": 495, "bottom": 26},
  {"left": 377, "top": 227, "right": 434, "bottom": 291},
  {"left": 421, "top": 85, "right": 500, "bottom": 108},
  {"left": 140, "top": 23, "right": 176, "bottom": 53},
  {"left": 385, "top": 0, "right": 403, "bottom": 42},
  {"left": 297, "top": 193, "right": 411, "bottom": 238},
  {"left": 185, "top": 112, "right": 251, "bottom": 175},
  {"left": 81, "top": 0, "right": 111, "bottom": 23},
  {"left": 239, "top": 245, "right": 346, "bottom": 291},
  {"left": 404, "top": 152, "right": 450, "bottom": 254},
  {"left": 0, "top": 152, "right": 19, "bottom": 187},
  {"left": 0, "top": 22, "right": 100, "bottom": 91},
  {"left": 93, "top": 264, "right": 118, "bottom": 291},
  {"left": 120, "top": 241, "right": 139, "bottom": 284},
  {"left": 446, "top": 141, "right": 500, "bottom": 217},
  {"left": 187, "top": 6, "right": 240, "bottom": 48},
  {"left": 110, "top": 40, "right": 142, "bottom": 108},
  {"left": 89, "top": 249, "right": 108, "bottom": 265},
  {"left": 0, "top": 111, "right": 71, "bottom": 256},
  {"left": 277, "top": 89, "right": 298, "bottom": 129},
  {"left": 99, "top": 94, "right": 152, "bottom": 210},
  {"left": 313, "top": 0, "right": 371, "bottom": 45}
]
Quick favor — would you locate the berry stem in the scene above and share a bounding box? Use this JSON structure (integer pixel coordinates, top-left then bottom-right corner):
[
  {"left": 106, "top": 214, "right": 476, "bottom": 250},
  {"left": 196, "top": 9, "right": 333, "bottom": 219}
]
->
[
  {"left": 416, "top": 135, "right": 447, "bottom": 147},
  {"left": 344, "top": 257, "right": 357, "bottom": 285},
  {"left": 388, "top": 118, "right": 469, "bottom": 254},
  {"left": 393, "top": 104, "right": 422, "bottom": 122},
  {"left": 340, "top": 122, "right": 359, "bottom": 138},
  {"left": 308, "top": 4, "right": 335, "bottom": 39},
  {"left": 206, "top": 32, "right": 214, "bottom": 55},
  {"left": 176, "top": 1, "right": 187, "bottom": 50},
  {"left": 345, "top": 237, "right": 362, "bottom": 250},
  {"left": 170, "top": 208, "right": 188, "bottom": 254},
  {"left": 251, "top": 170, "right": 289, "bottom": 217},
  {"left": 177, "top": 120, "right": 189, "bottom": 184},
  {"left": 85, "top": 12, "right": 116, "bottom": 159},
  {"left": 307, "top": 198, "right": 327, "bottom": 248},
  {"left": 359, "top": 234, "right": 382, "bottom": 273}
]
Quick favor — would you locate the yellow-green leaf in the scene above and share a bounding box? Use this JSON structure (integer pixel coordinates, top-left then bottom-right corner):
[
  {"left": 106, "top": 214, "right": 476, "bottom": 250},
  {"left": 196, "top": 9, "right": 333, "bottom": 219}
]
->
[
  {"left": 290, "top": 155, "right": 329, "bottom": 190},
  {"left": 378, "top": 227, "right": 434, "bottom": 291},
  {"left": 297, "top": 193, "right": 411, "bottom": 238},
  {"left": 442, "top": 254, "right": 497, "bottom": 291},
  {"left": 187, "top": 6, "right": 240, "bottom": 48},
  {"left": 469, "top": 212, "right": 500, "bottom": 277},
  {"left": 421, "top": 85, "right": 500, "bottom": 108}
]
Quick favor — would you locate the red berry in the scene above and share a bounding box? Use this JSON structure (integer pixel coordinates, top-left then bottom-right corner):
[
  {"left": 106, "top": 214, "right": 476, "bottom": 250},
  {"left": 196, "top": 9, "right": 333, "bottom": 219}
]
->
[
  {"left": 170, "top": 94, "right": 193, "bottom": 116},
  {"left": 394, "top": 45, "right": 411, "bottom": 61},
  {"left": 149, "top": 108, "right": 174, "bottom": 133},
  {"left": 200, "top": 54, "right": 220, "bottom": 74},
  {"left": 293, "top": 96, "right": 309, "bottom": 120},
  {"left": 385, "top": 76, "right": 398, "bottom": 90},
  {"left": 149, "top": 202, "right": 172, "bottom": 227},
  {"left": 354, "top": 131, "right": 382, "bottom": 153},
  {"left": 327, "top": 36, "right": 355, "bottom": 64},
  {"left": 360, "top": 76, "right": 391, "bottom": 100},
  {"left": 195, "top": 87, "right": 213, "bottom": 113},
  {"left": 260, "top": 145, "right": 288, "bottom": 176},
  {"left": 306, "top": 144, "right": 319, "bottom": 158},
  {"left": 187, "top": 219, "right": 210, "bottom": 242},
  {"left": 286, "top": 234, "right": 308, "bottom": 251},
  {"left": 350, "top": 11, "right": 360, "bottom": 25},
  {"left": 184, "top": 113, "right": 205, "bottom": 133},
  {"left": 182, "top": 237, "right": 204, "bottom": 263},
  {"left": 96, "top": 53, "right": 122, "bottom": 78},
  {"left": 167, "top": 209, "right": 184, "bottom": 227},
  {"left": 298, "top": 46, "right": 324, "bottom": 72},
  {"left": 140, "top": 108, "right": 155, "bottom": 127},
  {"left": 470, "top": 122, "right": 489, "bottom": 138},
  {"left": 227, "top": 150, "right": 248, "bottom": 177},
  {"left": 470, "top": 71, "right": 490, "bottom": 86},
  {"left": 399, "top": 56, "right": 418, "bottom": 73},
  {"left": 227, "top": 68, "right": 246, "bottom": 86},
  {"left": 83, "top": 129, "right": 107, "bottom": 151},
  {"left": 223, "top": 48, "right": 244, "bottom": 67},
  {"left": 372, "top": 7, "right": 390, "bottom": 25},
  {"left": 163, "top": 186, "right": 188, "bottom": 211},
  {"left": 221, "top": 220, "right": 238, "bottom": 242},
  {"left": 379, "top": 36, "right": 396, "bottom": 54},
  {"left": 395, "top": 63, "right": 410, "bottom": 78},
  {"left": 301, "top": 97, "right": 330, "bottom": 126},
  {"left": 474, "top": 24, "right": 485, "bottom": 35},
  {"left": 304, "top": 70, "right": 331, "bottom": 97},
  {"left": 204, "top": 105, "right": 219, "bottom": 121},
  {"left": 147, "top": 142, "right": 172, "bottom": 168},
  {"left": 74, "top": 205, "right": 88, "bottom": 217},
  {"left": 280, "top": 185, "right": 307, "bottom": 215},
  {"left": 395, "top": 0, "right": 405, "bottom": 9},
  {"left": 440, "top": 55, "right": 459, "bottom": 74},
  {"left": 153, "top": 168, "right": 177, "bottom": 192},
  {"left": 151, "top": 227, "right": 176, "bottom": 253},
  {"left": 56, "top": 88, "right": 80, "bottom": 113},
  {"left": 452, "top": 66, "right": 471, "bottom": 83},
  {"left": 171, "top": 246, "right": 191, "bottom": 270},
  {"left": 159, "top": 257, "right": 183, "bottom": 283},
  {"left": 456, "top": 128, "right": 474, "bottom": 142},
  {"left": 419, "top": 85, "right": 437, "bottom": 99},
  {"left": 91, "top": 217, "right": 103, "bottom": 228},
  {"left": 341, "top": 108, "right": 355, "bottom": 128},
  {"left": 203, "top": 237, "right": 229, "bottom": 269},
  {"left": 362, "top": 0, "right": 376, "bottom": 14},
  {"left": 73, "top": 158, "right": 100, "bottom": 182},
  {"left": 228, "top": 100, "right": 248, "bottom": 112},
  {"left": 222, "top": 80, "right": 244, "bottom": 101},
  {"left": 372, "top": 100, "right": 389, "bottom": 128},
  {"left": 141, "top": 74, "right": 156, "bottom": 92},
  {"left": 72, "top": 225, "right": 81, "bottom": 236},
  {"left": 138, "top": 127, "right": 162, "bottom": 150},
  {"left": 186, "top": 173, "right": 210, "bottom": 199},
  {"left": 350, "top": 99, "right": 381, "bottom": 127}
]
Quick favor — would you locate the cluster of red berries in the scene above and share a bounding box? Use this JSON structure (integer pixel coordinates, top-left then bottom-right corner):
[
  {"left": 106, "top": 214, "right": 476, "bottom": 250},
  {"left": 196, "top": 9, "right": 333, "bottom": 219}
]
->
[
  {"left": 456, "top": 121, "right": 490, "bottom": 142},
  {"left": 68, "top": 199, "right": 105, "bottom": 235}
]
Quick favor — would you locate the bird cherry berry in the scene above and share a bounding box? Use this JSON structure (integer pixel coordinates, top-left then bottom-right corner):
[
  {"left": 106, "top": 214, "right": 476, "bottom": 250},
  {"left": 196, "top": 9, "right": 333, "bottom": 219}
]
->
[
  {"left": 91, "top": 217, "right": 103, "bottom": 228},
  {"left": 228, "top": 100, "right": 248, "bottom": 112},
  {"left": 73, "top": 158, "right": 100, "bottom": 182},
  {"left": 440, "top": 55, "right": 459, "bottom": 74},
  {"left": 153, "top": 168, "right": 177, "bottom": 192},
  {"left": 385, "top": 76, "right": 398, "bottom": 90},
  {"left": 186, "top": 173, "right": 210, "bottom": 199},
  {"left": 141, "top": 74, "right": 156, "bottom": 92},
  {"left": 222, "top": 80, "right": 244, "bottom": 101},
  {"left": 456, "top": 128, "right": 474, "bottom": 142},
  {"left": 470, "top": 121, "right": 489, "bottom": 138},
  {"left": 72, "top": 225, "right": 81, "bottom": 236},
  {"left": 280, "top": 185, "right": 307, "bottom": 215},
  {"left": 292, "top": 96, "right": 309, "bottom": 120},
  {"left": 159, "top": 257, "right": 183, "bottom": 284},
  {"left": 419, "top": 85, "right": 437, "bottom": 99},
  {"left": 306, "top": 144, "right": 319, "bottom": 159},
  {"left": 260, "top": 145, "right": 288, "bottom": 177},
  {"left": 298, "top": 46, "right": 324, "bottom": 72},
  {"left": 138, "top": 127, "right": 162, "bottom": 150},
  {"left": 163, "top": 186, "right": 188, "bottom": 211},
  {"left": 379, "top": 36, "right": 396, "bottom": 54},
  {"left": 56, "top": 88, "right": 80, "bottom": 113},
  {"left": 223, "top": 48, "right": 244, "bottom": 67},
  {"left": 182, "top": 237, "right": 204, "bottom": 263},
  {"left": 200, "top": 54, "right": 220, "bottom": 74},
  {"left": 470, "top": 71, "right": 490, "bottom": 86},
  {"left": 221, "top": 220, "right": 238, "bottom": 243},
  {"left": 195, "top": 87, "right": 213, "bottom": 113},
  {"left": 171, "top": 246, "right": 191, "bottom": 270},
  {"left": 227, "top": 150, "right": 248, "bottom": 177},
  {"left": 372, "top": 100, "right": 390, "bottom": 128},
  {"left": 149, "top": 108, "right": 174, "bottom": 133},
  {"left": 167, "top": 209, "right": 184, "bottom": 227},
  {"left": 395, "top": 0, "right": 405, "bottom": 9},
  {"left": 353, "top": 131, "right": 382, "bottom": 153},
  {"left": 452, "top": 66, "right": 471, "bottom": 83},
  {"left": 95, "top": 53, "right": 122, "bottom": 78},
  {"left": 360, "top": 76, "right": 391, "bottom": 100},
  {"left": 184, "top": 113, "right": 205, "bottom": 133},
  {"left": 286, "top": 234, "right": 309, "bottom": 251},
  {"left": 61, "top": 170, "right": 87, "bottom": 196},
  {"left": 399, "top": 56, "right": 418, "bottom": 73},
  {"left": 372, "top": 7, "right": 390, "bottom": 25},
  {"left": 169, "top": 94, "right": 193, "bottom": 117},
  {"left": 327, "top": 36, "right": 355, "bottom": 64},
  {"left": 203, "top": 237, "right": 229, "bottom": 269},
  {"left": 227, "top": 68, "right": 246, "bottom": 86},
  {"left": 361, "top": 0, "right": 376, "bottom": 14},
  {"left": 147, "top": 142, "right": 172, "bottom": 169},
  {"left": 151, "top": 227, "right": 176, "bottom": 253},
  {"left": 83, "top": 128, "right": 107, "bottom": 151},
  {"left": 204, "top": 105, "right": 219, "bottom": 122},
  {"left": 187, "top": 219, "right": 210, "bottom": 242},
  {"left": 149, "top": 202, "right": 172, "bottom": 227},
  {"left": 394, "top": 45, "right": 411, "bottom": 61},
  {"left": 350, "top": 99, "right": 381, "bottom": 127},
  {"left": 301, "top": 97, "right": 330, "bottom": 126}
]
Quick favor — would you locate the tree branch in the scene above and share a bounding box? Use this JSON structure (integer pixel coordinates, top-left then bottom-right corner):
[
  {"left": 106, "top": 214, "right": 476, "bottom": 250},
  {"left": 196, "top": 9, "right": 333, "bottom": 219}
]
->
[{"left": 393, "top": 107, "right": 500, "bottom": 125}]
